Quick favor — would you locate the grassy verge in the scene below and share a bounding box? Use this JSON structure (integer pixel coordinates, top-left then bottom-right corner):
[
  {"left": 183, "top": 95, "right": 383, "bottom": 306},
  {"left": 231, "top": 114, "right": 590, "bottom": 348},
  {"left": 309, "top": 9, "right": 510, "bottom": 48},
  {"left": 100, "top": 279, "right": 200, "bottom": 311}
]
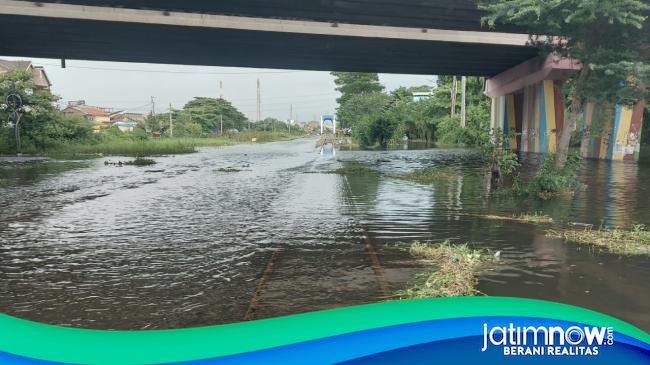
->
[
  {"left": 39, "top": 131, "right": 302, "bottom": 157},
  {"left": 397, "top": 241, "right": 493, "bottom": 298},
  {"left": 394, "top": 167, "right": 457, "bottom": 183},
  {"left": 546, "top": 224, "right": 650, "bottom": 256},
  {"left": 483, "top": 212, "right": 554, "bottom": 224}
]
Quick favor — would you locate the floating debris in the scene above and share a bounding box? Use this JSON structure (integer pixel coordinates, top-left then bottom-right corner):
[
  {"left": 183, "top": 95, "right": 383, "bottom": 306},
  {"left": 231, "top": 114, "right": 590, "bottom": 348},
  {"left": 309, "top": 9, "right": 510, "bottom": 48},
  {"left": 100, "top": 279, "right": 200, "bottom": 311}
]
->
[
  {"left": 124, "top": 158, "right": 157, "bottom": 166},
  {"left": 546, "top": 224, "right": 650, "bottom": 256},
  {"left": 397, "top": 241, "right": 494, "bottom": 299},
  {"left": 217, "top": 167, "right": 242, "bottom": 173},
  {"left": 483, "top": 212, "right": 554, "bottom": 224}
]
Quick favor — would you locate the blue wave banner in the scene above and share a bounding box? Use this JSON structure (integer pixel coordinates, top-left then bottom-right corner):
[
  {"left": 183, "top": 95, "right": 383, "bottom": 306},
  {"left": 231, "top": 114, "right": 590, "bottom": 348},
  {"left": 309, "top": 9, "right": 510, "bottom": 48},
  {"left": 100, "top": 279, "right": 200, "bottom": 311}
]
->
[{"left": 0, "top": 297, "right": 648, "bottom": 364}]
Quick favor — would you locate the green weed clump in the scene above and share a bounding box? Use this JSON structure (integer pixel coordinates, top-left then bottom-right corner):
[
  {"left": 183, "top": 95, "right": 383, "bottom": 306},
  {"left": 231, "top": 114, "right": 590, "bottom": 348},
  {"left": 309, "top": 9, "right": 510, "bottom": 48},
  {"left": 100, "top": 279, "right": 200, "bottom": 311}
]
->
[
  {"left": 217, "top": 167, "right": 242, "bottom": 173},
  {"left": 547, "top": 224, "right": 650, "bottom": 256},
  {"left": 395, "top": 167, "right": 457, "bottom": 183},
  {"left": 124, "top": 157, "right": 156, "bottom": 166},
  {"left": 497, "top": 154, "right": 583, "bottom": 199},
  {"left": 529, "top": 154, "right": 582, "bottom": 199},
  {"left": 398, "top": 241, "right": 492, "bottom": 298},
  {"left": 483, "top": 212, "right": 554, "bottom": 224},
  {"left": 333, "top": 161, "right": 378, "bottom": 175}
]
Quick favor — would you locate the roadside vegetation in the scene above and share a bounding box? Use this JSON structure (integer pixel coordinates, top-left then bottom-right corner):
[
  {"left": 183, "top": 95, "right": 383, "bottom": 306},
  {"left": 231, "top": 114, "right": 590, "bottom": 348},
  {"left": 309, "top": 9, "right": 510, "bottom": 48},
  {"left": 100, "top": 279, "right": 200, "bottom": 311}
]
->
[
  {"left": 547, "top": 224, "right": 650, "bottom": 256},
  {"left": 0, "top": 70, "right": 306, "bottom": 157},
  {"left": 333, "top": 73, "right": 492, "bottom": 149},
  {"left": 397, "top": 241, "right": 494, "bottom": 298}
]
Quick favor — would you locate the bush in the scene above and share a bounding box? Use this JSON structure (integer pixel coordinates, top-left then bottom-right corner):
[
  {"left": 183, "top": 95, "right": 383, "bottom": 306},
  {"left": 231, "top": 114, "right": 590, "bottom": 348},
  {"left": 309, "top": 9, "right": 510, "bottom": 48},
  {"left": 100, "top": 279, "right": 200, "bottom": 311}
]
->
[{"left": 530, "top": 154, "right": 582, "bottom": 197}]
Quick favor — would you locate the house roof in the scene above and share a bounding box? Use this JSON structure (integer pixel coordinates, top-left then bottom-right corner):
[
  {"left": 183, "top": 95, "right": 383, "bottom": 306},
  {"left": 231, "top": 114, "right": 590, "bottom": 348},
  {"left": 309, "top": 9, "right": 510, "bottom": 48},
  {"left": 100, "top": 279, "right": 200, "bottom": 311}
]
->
[
  {"left": 0, "top": 59, "right": 52, "bottom": 89},
  {"left": 65, "top": 105, "right": 110, "bottom": 117},
  {"left": 0, "top": 59, "right": 32, "bottom": 72},
  {"left": 31, "top": 66, "right": 51, "bottom": 89},
  {"left": 110, "top": 112, "right": 147, "bottom": 122}
]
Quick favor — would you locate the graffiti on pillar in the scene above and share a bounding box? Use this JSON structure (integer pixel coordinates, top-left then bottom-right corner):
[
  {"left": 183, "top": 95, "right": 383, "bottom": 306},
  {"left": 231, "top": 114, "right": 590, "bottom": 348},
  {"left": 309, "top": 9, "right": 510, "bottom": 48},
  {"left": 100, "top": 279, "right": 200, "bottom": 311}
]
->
[
  {"left": 493, "top": 80, "right": 646, "bottom": 161},
  {"left": 578, "top": 100, "right": 645, "bottom": 161}
]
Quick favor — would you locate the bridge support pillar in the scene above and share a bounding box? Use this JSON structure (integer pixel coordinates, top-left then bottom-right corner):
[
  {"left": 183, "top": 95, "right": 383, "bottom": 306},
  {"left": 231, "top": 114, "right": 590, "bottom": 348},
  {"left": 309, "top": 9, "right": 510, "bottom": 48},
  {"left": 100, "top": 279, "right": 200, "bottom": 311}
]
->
[{"left": 485, "top": 55, "right": 645, "bottom": 161}]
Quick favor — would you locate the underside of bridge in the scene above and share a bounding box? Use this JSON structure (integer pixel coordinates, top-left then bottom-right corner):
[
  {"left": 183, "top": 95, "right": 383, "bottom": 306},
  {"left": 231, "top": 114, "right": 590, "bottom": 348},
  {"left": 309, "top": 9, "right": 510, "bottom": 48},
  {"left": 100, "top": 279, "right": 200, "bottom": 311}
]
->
[
  {"left": 0, "top": 0, "right": 644, "bottom": 161},
  {"left": 0, "top": 0, "right": 537, "bottom": 76}
]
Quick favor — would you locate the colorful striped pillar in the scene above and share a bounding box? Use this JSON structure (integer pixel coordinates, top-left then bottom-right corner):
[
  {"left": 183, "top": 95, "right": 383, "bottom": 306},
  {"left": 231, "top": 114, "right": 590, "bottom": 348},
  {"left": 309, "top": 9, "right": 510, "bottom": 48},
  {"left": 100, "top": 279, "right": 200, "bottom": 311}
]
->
[
  {"left": 580, "top": 100, "right": 645, "bottom": 161},
  {"left": 491, "top": 80, "right": 564, "bottom": 154}
]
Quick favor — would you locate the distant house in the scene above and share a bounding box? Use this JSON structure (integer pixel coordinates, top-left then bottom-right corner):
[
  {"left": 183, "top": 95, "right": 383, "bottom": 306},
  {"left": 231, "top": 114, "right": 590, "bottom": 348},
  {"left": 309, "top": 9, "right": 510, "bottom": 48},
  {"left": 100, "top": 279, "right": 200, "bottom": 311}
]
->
[
  {"left": 114, "top": 121, "right": 138, "bottom": 132},
  {"left": 109, "top": 112, "right": 147, "bottom": 132},
  {"left": 110, "top": 112, "right": 147, "bottom": 123},
  {"left": 0, "top": 59, "right": 51, "bottom": 91},
  {"left": 412, "top": 91, "right": 433, "bottom": 102},
  {"left": 305, "top": 121, "right": 320, "bottom": 132},
  {"left": 62, "top": 101, "right": 112, "bottom": 130}
]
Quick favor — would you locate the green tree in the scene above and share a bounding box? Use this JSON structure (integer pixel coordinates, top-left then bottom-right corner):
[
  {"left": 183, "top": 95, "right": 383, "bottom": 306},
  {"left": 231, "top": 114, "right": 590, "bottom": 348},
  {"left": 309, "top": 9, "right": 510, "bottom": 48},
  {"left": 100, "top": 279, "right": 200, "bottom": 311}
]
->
[
  {"left": 254, "top": 117, "right": 290, "bottom": 132},
  {"left": 337, "top": 92, "right": 392, "bottom": 145},
  {"left": 331, "top": 72, "right": 385, "bottom": 110},
  {"left": 181, "top": 97, "right": 248, "bottom": 133},
  {"left": 481, "top": 0, "right": 650, "bottom": 167},
  {"left": 0, "top": 70, "right": 92, "bottom": 153}
]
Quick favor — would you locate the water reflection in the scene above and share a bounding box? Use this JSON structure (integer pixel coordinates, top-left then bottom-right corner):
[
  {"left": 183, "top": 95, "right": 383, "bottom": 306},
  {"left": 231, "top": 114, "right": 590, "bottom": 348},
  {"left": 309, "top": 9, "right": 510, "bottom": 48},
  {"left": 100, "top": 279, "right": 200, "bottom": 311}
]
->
[
  {"left": 0, "top": 138, "right": 648, "bottom": 331},
  {"left": 320, "top": 142, "right": 336, "bottom": 157}
]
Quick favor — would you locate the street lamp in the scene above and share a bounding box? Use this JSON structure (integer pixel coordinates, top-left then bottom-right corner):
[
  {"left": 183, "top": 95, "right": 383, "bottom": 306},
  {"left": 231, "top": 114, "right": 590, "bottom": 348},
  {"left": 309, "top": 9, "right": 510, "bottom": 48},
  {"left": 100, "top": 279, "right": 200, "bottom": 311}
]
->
[{"left": 3, "top": 87, "right": 25, "bottom": 154}]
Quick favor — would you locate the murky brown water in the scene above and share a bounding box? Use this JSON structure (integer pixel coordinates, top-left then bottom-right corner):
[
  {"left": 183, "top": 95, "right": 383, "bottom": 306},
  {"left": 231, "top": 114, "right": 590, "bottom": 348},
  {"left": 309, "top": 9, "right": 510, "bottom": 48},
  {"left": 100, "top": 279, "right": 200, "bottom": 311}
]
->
[{"left": 1, "top": 138, "right": 649, "bottom": 330}]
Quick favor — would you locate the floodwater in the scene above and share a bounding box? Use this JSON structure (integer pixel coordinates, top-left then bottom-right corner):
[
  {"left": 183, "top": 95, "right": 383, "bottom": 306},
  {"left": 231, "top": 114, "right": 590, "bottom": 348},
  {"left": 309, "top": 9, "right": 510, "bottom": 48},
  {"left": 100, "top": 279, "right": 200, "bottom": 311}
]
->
[{"left": 0, "top": 138, "right": 649, "bottom": 331}]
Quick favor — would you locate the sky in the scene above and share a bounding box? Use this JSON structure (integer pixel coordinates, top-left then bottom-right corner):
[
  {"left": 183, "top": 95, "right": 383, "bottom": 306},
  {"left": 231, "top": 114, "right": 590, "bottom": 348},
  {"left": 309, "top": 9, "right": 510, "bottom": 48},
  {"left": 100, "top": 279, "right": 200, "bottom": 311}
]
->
[{"left": 2, "top": 56, "right": 436, "bottom": 122}]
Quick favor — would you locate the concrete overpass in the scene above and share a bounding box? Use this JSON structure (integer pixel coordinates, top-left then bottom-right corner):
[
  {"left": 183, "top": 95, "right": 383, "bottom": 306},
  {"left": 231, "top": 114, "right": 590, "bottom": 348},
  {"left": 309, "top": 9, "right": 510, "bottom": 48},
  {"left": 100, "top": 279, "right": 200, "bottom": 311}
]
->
[
  {"left": 0, "top": 0, "right": 643, "bottom": 161},
  {"left": 0, "top": 0, "right": 537, "bottom": 76}
]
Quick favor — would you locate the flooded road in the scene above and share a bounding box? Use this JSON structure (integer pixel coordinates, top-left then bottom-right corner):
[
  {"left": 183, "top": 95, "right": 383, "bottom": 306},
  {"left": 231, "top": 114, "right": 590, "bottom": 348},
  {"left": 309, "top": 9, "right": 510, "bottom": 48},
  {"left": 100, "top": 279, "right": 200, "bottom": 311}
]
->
[{"left": 1, "top": 138, "right": 649, "bottom": 331}]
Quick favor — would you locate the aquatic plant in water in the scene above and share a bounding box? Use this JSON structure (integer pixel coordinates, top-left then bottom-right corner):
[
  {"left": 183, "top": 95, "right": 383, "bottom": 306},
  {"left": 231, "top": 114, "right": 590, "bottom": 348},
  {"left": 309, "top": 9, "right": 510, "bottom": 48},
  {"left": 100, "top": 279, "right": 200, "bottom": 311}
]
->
[
  {"left": 395, "top": 167, "right": 457, "bottom": 183},
  {"left": 483, "top": 212, "right": 553, "bottom": 224},
  {"left": 397, "top": 241, "right": 493, "bottom": 299},
  {"left": 546, "top": 224, "right": 650, "bottom": 256}
]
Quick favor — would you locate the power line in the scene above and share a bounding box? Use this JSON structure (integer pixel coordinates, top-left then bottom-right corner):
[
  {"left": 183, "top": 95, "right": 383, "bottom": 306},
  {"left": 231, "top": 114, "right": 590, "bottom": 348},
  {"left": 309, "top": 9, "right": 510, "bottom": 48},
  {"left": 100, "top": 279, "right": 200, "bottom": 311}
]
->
[{"left": 79, "top": 92, "right": 338, "bottom": 105}]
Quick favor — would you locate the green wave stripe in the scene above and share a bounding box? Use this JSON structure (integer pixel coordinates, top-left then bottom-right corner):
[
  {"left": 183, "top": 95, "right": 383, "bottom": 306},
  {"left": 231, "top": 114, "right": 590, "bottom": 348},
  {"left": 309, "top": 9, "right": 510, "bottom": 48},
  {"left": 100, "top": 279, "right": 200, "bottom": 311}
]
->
[{"left": 0, "top": 297, "right": 648, "bottom": 365}]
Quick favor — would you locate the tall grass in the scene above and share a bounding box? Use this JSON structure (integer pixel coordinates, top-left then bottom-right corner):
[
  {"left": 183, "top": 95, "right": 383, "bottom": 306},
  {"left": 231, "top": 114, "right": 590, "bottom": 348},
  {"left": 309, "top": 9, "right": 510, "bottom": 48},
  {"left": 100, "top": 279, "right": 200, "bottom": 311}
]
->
[{"left": 43, "top": 131, "right": 301, "bottom": 157}]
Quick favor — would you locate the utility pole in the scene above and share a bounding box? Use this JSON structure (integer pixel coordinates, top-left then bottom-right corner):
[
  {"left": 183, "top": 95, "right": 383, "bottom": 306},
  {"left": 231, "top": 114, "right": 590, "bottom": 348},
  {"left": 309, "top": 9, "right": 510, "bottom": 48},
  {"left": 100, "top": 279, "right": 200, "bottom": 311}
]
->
[
  {"left": 289, "top": 103, "right": 293, "bottom": 133},
  {"left": 169, "top": 103, "right": 173, "bottom": 137},
  {"left": 220, "top": 114, "right": 223, "bottom": 135},
  {"left": 450, "top": 76, "right": 457, "bottom": 119},
  {"left": 256, "top": 78, "right": 261, "bottom": 124},
  {"left": 219, "top": 80, "right": 223, "bottom": 99},
  {"left": 150, "top": 96, "right": 156, "bottom": 116},
  {"left": 460, "top": 76, "right": 467, "bottom": 129}
]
